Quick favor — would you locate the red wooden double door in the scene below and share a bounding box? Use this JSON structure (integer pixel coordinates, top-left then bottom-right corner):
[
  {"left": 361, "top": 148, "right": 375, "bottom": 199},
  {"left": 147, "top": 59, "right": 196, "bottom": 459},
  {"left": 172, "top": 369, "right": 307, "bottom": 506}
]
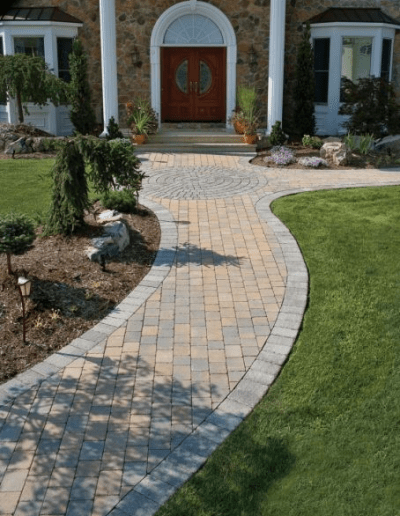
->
[{"left": 161, "top": 47, "right": 226, "bottom": 122}]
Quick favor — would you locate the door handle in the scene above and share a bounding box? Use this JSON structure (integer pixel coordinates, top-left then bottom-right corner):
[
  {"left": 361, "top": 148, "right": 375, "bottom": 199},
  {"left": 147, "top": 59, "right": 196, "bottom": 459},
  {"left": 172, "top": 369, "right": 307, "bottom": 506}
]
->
[
  {"left": 194, "top": 82, "right": 198, "bottom": 94},
  {"left": 190, "top": 81, "right": 193, "bottom": 93}
]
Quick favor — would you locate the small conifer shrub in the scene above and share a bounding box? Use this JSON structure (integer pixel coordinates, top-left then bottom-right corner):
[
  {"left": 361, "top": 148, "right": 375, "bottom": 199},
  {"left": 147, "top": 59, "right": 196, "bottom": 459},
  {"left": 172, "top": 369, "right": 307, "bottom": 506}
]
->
[
  {"left": 45, "top": 140, "right": 89, "bottom": 235},
  {"left": 106, "top": 117, "right": 124, "bottom": 140},
  {"left": 0, "top": 213, "right": 35, "bottom": 274},
  {"left": 269, "top": 121, "right": 286, "bottom": 146},
  {"left": 101, "top": 190, "right": 137, "bottom": 213},
  {"left": 68, "top": 39, "right": 97, "bottom": 135}
]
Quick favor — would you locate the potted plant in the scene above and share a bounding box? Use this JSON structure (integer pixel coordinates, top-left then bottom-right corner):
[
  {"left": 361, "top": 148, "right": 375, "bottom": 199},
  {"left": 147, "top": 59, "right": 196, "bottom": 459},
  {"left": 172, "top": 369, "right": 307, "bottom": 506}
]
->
[
  {"left": 229, "top": 109, "right": 247, "bottom": 134},
  {"left": 236, "top": 85, "right": 259, "bottom": 144},
  {"left": 129, "top": 110, "right": 151, "bottom": 144},
  {"left": 126, "top": 98, "right": 158, "bottom": 144}
]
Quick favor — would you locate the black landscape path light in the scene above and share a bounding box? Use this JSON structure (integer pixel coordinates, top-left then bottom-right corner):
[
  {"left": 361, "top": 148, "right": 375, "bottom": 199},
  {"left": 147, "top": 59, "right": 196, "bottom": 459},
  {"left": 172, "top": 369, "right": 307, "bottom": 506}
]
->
[{"left": 17, "top": 277, "right": 31, "bottom": 343}]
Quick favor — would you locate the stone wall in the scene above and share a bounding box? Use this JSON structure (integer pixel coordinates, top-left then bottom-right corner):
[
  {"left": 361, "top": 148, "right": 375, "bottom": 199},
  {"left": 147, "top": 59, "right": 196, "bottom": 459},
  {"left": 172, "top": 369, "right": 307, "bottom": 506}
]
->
[{"left": 10, "top": 0, "right": 400, "bottom": 132}]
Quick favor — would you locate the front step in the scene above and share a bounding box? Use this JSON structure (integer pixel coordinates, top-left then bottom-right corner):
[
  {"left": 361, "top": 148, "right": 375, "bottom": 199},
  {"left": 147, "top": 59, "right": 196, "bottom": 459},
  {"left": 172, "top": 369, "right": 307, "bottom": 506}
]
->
[{"left": 141, "top": 126, "right": 258, "bottom": 154}]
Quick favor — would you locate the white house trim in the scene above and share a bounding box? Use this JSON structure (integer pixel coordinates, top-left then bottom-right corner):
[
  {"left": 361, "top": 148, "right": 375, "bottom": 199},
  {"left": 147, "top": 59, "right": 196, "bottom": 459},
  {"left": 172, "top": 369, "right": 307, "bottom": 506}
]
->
[
  {"left": 267, "top": 0, "right": 286, "bottom": 134},
  {"left": 99, "top": 0, "right": 119, "bottom": 136},
  {"left": 311, "top": 23, "right": 396, "bottom": 135},
  {"left": 150, "top": 1, "right": 237, "bottom": 128}
]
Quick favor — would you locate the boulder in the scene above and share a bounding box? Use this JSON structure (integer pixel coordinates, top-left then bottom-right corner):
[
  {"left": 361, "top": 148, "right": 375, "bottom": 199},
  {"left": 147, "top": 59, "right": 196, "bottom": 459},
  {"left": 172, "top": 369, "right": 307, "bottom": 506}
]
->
[
  {"left": 31, "top": 137, "right": 45, "bottom": 152},
  {"left": 86, "top": 220, "right": 130, "bottom": 263},
  {"left": 97, "top": 210, "right": 124, "bottom": 223},
  {"left": 320, "top": 141, "right": 350, "bottom": 166},
  {"left": 374, "top": 135, "right": 400, "bottom": 156},
  {"left": 4, "top": 137, "right": 32, "bottom": 155},
  {"left": 323, "top": 136, "right": 341, "bottom": 143}
]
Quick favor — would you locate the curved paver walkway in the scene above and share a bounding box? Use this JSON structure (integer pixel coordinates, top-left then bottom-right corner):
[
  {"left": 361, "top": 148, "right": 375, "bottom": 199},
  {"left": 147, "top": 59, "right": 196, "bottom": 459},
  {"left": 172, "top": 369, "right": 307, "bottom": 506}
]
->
[{"left": 0, "top": 151, "right": 400, "bottom": 516}]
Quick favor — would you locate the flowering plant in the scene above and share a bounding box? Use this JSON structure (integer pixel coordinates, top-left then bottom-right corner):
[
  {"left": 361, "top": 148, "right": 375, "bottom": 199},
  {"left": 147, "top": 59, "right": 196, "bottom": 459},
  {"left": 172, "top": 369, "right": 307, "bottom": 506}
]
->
[
  {"left": 264, "top": 146, "right": 296, "bottom": 166},
  {"left": 298, "top": 156, "right": 328, "bottom": 168}
]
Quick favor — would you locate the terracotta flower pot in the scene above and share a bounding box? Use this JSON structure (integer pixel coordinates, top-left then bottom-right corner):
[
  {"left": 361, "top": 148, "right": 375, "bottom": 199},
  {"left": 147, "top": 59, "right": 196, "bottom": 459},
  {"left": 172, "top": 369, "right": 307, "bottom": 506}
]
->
[
  {"left": 234, "top": 120, "right": 246, "bottom": 134},
  {"left": 132, "top": 134, "right": 147, "bottom": 145},
  {"left": 242, "top": 134, "right": 258, "bottom": 144}
]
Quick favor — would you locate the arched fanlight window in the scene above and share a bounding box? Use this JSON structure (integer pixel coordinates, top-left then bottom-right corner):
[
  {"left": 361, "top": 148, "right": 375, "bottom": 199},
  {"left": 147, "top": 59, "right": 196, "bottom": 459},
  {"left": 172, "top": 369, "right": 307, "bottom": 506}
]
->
[{"left": 163, "top": 14, "right": 224, "bottom": 45}]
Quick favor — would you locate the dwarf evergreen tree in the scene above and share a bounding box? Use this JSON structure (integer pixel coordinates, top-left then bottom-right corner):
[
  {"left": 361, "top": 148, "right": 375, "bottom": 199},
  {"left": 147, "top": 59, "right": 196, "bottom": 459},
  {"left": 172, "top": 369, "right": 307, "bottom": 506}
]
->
[
  {"left": 68, "top": 39, "right": 97, "bottom": 135},
  {"left": 0, "top": 213, "right": 35, "bottom": 274},
  {"left": 294, "top": 22, "right": 315, "bottom": 136},
  {"left": 45, "top": 140, "right": 89, "bottom": 235}
]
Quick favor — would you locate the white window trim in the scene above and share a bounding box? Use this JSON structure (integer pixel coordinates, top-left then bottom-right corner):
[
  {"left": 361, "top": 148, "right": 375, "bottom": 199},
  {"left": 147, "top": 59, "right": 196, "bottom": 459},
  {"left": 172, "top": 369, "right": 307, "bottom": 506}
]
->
[
  {"left": 0, "top": 20, "right": 81, "bottom": 135},
  {"left": 311, "top": 23, "right": 396, "bottom": 135}
]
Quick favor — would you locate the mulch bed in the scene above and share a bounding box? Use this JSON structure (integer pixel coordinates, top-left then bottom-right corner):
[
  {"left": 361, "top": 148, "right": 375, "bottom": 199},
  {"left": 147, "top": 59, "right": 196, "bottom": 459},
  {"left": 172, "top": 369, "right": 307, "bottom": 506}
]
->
[{"left": 0, "top": 203, "right": 160, "bottom": 385}]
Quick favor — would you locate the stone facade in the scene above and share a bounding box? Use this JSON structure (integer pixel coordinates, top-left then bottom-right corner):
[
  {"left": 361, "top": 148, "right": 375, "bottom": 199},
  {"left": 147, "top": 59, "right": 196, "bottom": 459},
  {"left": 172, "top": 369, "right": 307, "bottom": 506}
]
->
[{"left": 10, "top": 0, "right": 400, "bottom": 131}]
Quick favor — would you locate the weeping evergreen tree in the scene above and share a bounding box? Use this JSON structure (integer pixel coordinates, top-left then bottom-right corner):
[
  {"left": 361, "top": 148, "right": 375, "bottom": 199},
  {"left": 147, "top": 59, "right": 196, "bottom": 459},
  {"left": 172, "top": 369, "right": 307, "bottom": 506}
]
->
[
  {"left": 68, "top": 39, "right": 97, "bottom": 135},
  {"left": 293, "top": 22, "right": 315, "bottom": 136},
  {"left": 45, "top": 140, "right": 89, "bottom": 235},
  {"left": 0, "top": 54, "right": 68, "bottom": 124}
]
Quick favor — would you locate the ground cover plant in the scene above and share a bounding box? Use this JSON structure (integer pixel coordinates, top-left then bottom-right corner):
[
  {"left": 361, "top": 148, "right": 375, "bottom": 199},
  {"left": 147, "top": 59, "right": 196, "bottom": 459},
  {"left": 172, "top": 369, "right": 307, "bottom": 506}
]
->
[{"left": 156, "top": 185, "right": 400, "bottom": 516}]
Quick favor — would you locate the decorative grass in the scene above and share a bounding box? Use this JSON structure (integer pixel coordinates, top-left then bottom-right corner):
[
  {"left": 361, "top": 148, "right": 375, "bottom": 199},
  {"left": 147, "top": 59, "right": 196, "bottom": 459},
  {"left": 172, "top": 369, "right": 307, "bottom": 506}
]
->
[{"left": 156, "top": 185, "right": 400, "bottom": 516}]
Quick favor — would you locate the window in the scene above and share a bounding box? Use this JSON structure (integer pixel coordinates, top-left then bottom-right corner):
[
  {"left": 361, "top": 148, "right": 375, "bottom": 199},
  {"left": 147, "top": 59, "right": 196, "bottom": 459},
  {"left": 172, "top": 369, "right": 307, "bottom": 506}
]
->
[
  {"left": 340, "top": 37, "right": 372, "bottom": 101},
  {"left": 381, "top": 39, "right": 392, "bottom": 83},
  {"left": 14, "top": 37, "right": 45, "bottom": 57},
  {"left": 341, "top": 37, "right": 372, "bottom": 82},
  {"left": 57, "top": 37, "right": 73, "bottom": 82},
  {"left": 314, "top": 38, "right": 330, "bottom": 103}
]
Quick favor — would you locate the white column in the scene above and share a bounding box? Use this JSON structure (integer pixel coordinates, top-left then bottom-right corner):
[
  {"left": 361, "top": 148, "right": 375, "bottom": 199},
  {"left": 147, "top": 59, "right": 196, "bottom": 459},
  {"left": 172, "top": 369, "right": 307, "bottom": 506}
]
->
[
  {"left": 99, "top": 0, "right": 119, "bottom": 136},
  {"left": 267, "top": 0, "right": 286, "bottom": 134}
]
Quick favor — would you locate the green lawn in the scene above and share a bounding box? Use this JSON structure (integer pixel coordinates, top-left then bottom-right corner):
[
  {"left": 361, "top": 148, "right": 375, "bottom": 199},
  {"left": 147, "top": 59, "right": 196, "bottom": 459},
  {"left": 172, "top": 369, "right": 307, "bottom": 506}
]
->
[
  {"left": 0, "top": 158, "right": 55, "bottom": 219},
  {"left": 156, "top": 185, "right": 400, "bottom": 516},
  {"left": 0, "top": 158, "right": 97, "bottom": 222}
]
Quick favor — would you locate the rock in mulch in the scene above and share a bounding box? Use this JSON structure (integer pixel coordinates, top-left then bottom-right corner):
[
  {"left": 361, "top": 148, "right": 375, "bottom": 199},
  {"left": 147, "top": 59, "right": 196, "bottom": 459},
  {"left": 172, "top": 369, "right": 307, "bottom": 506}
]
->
[
  {"left": 320, "top": 141, "right": 351, "bottom": 166},
  {"left": 374, "top": 135, "right": 400, "bottom": 155},
  {"left": 86, "top": 219, "right": 130, "bottom": 263}
]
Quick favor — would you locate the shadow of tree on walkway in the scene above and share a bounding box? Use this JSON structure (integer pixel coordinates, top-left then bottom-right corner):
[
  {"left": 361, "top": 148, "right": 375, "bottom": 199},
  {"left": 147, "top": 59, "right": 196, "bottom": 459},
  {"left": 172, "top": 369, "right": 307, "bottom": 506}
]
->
[
  {"left": 174, "top": 243, "right": 245, "bottom": 268},
  {"left": 0, "top": 351, "right": 248, "bottom": 515}
]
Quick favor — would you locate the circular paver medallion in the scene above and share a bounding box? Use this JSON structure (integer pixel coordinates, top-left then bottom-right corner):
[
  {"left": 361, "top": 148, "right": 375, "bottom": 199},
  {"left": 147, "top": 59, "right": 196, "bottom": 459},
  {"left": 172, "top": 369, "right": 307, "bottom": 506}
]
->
[{"left": 142, "top": 166, "right": 268, "bottom": 199}]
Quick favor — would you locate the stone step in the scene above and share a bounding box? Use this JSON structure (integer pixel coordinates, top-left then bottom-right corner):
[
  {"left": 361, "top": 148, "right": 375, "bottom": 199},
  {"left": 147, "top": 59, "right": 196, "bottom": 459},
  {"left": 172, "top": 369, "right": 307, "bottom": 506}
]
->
[
  {"left": 135, "top": 141, "right": 257, "bottom": 154},
  {"left": 149, "top": 131, "right": 246, "bottom": 144}
]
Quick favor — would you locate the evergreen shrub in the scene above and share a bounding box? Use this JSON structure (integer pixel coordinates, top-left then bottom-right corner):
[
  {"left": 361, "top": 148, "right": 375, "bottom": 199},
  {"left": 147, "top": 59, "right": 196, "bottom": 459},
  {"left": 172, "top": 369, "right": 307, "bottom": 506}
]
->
[
  {"left": 101, "top": 190, "right": 137, "bottom": 213},
  {"left": 106, "top": 117, "right": 124, "bottom": 140},
  {"left": 45, "top": 140, "right": 89, "bottom": 235},
  {"left": 45, "top": 137, "right": 144, "bottom": 235},
  {"left": 339, "top": 77, "right": 400, "bottom": 137},
  {"left": 269, "top": 121, "right": 286, "bottom": 146},
  {"left": 68, "top": 39, "right": 97, "bottom": 135},
  {"left": 0, "top": 213, "right": 35, "bottom": 274},
  {"left": 293, "top": 22, "right": 315, "bottom": 136}
]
